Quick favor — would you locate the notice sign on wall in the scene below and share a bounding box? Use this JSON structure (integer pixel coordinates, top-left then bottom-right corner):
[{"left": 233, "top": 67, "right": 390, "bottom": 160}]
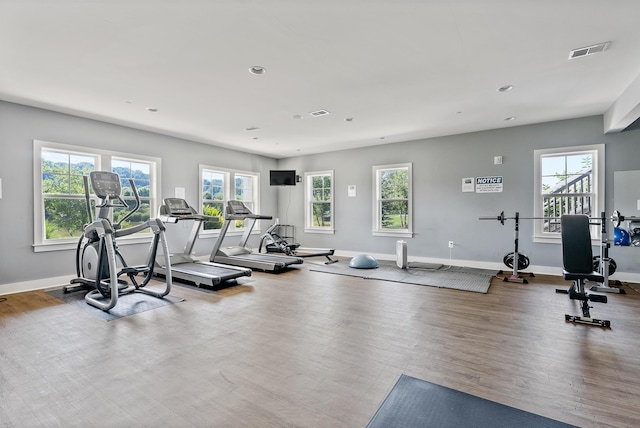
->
[{"left": 476, "top": 176, "right": 503, "bottom": 193}]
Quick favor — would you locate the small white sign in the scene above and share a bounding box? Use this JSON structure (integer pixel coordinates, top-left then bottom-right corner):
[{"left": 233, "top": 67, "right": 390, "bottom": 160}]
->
[
  {"left": 175, "top": 187, "right": 186, "bottom": 199},
  {"left": 348, "top": 185, "right": 357, "bottom": 197},
  {"left": 462, "top": 177, "right": 474, "bottom": 193},
  {"left": 476, "top": 176, "right": 503, "bottom": 193}
]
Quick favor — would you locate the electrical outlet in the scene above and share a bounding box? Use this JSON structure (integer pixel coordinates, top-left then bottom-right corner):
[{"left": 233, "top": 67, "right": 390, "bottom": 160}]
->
[{"left": 448, "top": 241, "right": 454, "bottom": 248}]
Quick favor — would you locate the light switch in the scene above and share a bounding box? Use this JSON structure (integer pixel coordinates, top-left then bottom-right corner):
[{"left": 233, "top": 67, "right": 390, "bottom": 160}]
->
[{"left": 494, "top": 156, "right": 503, "bottom": 165}]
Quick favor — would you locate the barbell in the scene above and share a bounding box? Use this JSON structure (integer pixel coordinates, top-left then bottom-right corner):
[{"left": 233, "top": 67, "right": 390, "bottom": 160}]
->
[
  {"left": 611, "top": 210, "right": 640, "bottom": 228},
  {"left": 479, "top": 210, "right": 639, "bottom": 228}
]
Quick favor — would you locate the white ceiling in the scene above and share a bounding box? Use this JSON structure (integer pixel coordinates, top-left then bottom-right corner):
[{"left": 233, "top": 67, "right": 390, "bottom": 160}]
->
[{"left": 2, "top": 1, "right": 640, "bottom": 159}]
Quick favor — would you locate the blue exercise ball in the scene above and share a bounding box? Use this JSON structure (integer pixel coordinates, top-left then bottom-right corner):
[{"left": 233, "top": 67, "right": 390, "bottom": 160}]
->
[
  {"left": 614, "top": 227, "right": 630, "bottom": 246},
  {"left": 349, "top": 254, "right": 379, "bottom": 269}
]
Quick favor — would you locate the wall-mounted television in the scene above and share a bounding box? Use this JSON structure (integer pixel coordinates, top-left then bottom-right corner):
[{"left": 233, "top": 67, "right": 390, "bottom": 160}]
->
[{"left": 270, "top": 170, "right": 297, "bottom": 186}]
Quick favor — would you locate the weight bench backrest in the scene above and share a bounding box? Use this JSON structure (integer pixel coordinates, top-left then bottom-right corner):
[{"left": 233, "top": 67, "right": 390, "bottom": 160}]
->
[{"left": 561, "top": 215, "right": 594, "bottom": 274}]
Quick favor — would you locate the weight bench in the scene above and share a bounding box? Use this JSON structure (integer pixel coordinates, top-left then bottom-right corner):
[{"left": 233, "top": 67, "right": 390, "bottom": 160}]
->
[{"left": 556, "top": 215, "right": 610, "bottom": 327}]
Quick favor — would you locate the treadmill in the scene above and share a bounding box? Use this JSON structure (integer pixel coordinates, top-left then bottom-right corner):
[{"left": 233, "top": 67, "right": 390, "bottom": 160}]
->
[
  {"left": 155, "top": 198, "right": 252, "bottom": 287},
  {"left": 258, "top": 219, "right": 338, "bottom": 264},
  {"left": 210, "top": 200, "right": 304, "bottom": 271}
]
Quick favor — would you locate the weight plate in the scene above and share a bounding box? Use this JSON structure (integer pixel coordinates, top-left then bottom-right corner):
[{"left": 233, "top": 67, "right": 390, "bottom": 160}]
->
[
  {"left": 503, "top": 252, "right": 530, "bottom": 271},
  {"left": 593, "top": 256, "right": 616, "bottom": 276}
]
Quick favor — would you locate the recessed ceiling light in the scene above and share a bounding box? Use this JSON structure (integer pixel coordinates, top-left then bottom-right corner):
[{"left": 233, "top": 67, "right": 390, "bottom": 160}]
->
[
  {"left": 345, "top": 117, "right": 354, "bottom": 122},
  {"left": 245, "top": 126, "right": 260, "bottom": 131},
  {"left": 249, "top": 66, "right": 266, "bottom": 75},
  {"left": 146, "top": 107, "right": 158, "bottom": 112},
  {"left": 380, "top": 137, "right": 386, "bottom": 140},
  {"left": 498, "top": 85, "right": 513, "bottom": 92},
  {"left": 252, "top": 137, "right": 259, "bottom": 140},
  {"left": 504, "top": 116, "right": 516, "bottom": 121},
  {"left": 293, "top": 114, "right": 303, "bottom": 120}
]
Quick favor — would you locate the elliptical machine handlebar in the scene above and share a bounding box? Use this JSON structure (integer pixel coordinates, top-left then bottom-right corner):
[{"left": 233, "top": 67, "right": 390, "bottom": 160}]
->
[
  {"left": 113, "top": 179, "right": 141, "bottom": 230},
  {"left": 86, "top": 172, "right": 141, "bottom": 231}
]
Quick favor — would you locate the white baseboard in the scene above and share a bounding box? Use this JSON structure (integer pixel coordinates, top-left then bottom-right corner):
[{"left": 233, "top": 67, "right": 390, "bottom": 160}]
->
[{"left": 0, "top": 275, "right": 73, "bottom": 296}]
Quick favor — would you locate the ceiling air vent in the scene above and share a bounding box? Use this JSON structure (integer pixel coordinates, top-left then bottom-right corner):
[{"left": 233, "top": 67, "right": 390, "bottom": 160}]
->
[
  {"left": 569, "top": 42, "right": 609, "bottom": 59},
  {"left": 309, "top": 109, "right": 330, "bottom": 117}
]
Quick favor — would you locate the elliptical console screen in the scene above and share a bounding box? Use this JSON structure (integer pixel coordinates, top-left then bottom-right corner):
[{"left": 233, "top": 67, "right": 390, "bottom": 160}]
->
[{"left": 90, "top": 171, "right": 121, "bottom": 198}]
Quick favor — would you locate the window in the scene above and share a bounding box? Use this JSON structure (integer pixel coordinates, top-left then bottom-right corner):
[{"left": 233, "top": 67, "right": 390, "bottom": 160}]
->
[
  {"left": 201, "top": 169, "right": 226, "bottom": 230},
  {"left": 40, "top": 149, "right": 97, "bottom": 242},
  {"left": 199, "top": 165, "right": 260, "bottom": 233},
  {"left": 372, "top": 163, "right": 413, "bottom": 237},
  {"left": 33, "top": 140, "right": 161, "bottom": 252},
  {"left": 533, "top": 144, "right": 604, "bottom": 242},
  {"left": 304, "top": 170, "right": 334, "bottom": 234}
]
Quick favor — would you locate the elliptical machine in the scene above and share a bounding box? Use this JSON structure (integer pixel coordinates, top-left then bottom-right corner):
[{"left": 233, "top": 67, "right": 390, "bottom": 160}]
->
[{"left": 66, "top": 171, "right": 172, "bottom": 311}]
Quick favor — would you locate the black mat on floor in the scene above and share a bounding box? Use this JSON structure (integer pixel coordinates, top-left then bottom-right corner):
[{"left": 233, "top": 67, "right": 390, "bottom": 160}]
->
[
  {"left": 46, "top": 287, "right": 184, "bottom": 321},
  {"left": 170, "top": 277, "right": 253, "bottom": 293},
  {"left": 367, "top": 375, "right": 577, "bottom": 428}
]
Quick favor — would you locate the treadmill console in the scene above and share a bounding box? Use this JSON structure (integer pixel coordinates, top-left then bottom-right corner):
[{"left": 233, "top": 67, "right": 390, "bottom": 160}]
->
[
  {"left": 164, "top": 198, "right": 194, "bottom": 216},
  {"left": 227, "top": 200, "right": 252, "bottom": 215}
]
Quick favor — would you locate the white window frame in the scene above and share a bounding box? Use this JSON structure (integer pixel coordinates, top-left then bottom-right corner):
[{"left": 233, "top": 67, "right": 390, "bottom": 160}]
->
[
  {"left": 372, "top": 163, "right": 413, "bottom": 238},
  {"left": 33, "top": 140, "right": 161, "bottom": 252},
  {"left": 198, "top": 164, "right": 261, "bottom": 237},
  {"left": 533, "top": 144, "right": 604, "bottom": 243},
  {"left": 304, "top": 170, "right": 335, "bottom": 234}
]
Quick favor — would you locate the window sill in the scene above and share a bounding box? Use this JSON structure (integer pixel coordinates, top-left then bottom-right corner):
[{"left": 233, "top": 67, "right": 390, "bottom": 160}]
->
[
  {"left": 304, "top": 228, "right": 335, "bottom": 235},
  {"left": 372, "top": 230, "right": 413, "bottom": 238},
  {"left": 33, "top": 235, "right": 153, "bottom": 253},
  {"left": 198, "top": 230, "right": 260, "bottom": 240},
  {"left": 533, "top": 235, "right": 601, "bottom": 245}
]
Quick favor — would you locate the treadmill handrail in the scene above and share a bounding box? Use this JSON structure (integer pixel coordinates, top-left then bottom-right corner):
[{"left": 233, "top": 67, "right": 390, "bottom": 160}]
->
[{"left": 226, "top": 213, "right": 272, "bottom": 220}]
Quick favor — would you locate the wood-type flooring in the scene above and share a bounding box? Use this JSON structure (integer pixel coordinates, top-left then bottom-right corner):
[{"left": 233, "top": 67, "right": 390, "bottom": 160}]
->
[{"left": 1, "top": 262, "right": 639, "bottom": 427}]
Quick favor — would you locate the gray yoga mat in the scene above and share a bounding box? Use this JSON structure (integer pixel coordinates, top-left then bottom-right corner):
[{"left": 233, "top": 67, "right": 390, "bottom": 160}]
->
[
  {"left": 309, "top": 260, "right": 495, "bottom": 293},
  {"left": 47, "top": 287, "right": 183, "bottom": 321}
]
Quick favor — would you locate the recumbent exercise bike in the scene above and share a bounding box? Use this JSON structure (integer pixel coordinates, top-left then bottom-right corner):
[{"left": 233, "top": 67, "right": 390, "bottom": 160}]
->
[{"left": 66, "top": 171, "right": 172, "bottom": 311}]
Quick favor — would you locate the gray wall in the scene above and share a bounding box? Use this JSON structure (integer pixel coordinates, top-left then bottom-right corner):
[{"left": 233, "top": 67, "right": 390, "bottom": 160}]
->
[
  {"left": 0, "top": 101, "right": 278, "bottom": 287},
  {"left": 2, "top": 100, "right": 640, "bottom": 290},
  {"left": 278, "top": 115, "right": 640, "bottom": 274}
]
